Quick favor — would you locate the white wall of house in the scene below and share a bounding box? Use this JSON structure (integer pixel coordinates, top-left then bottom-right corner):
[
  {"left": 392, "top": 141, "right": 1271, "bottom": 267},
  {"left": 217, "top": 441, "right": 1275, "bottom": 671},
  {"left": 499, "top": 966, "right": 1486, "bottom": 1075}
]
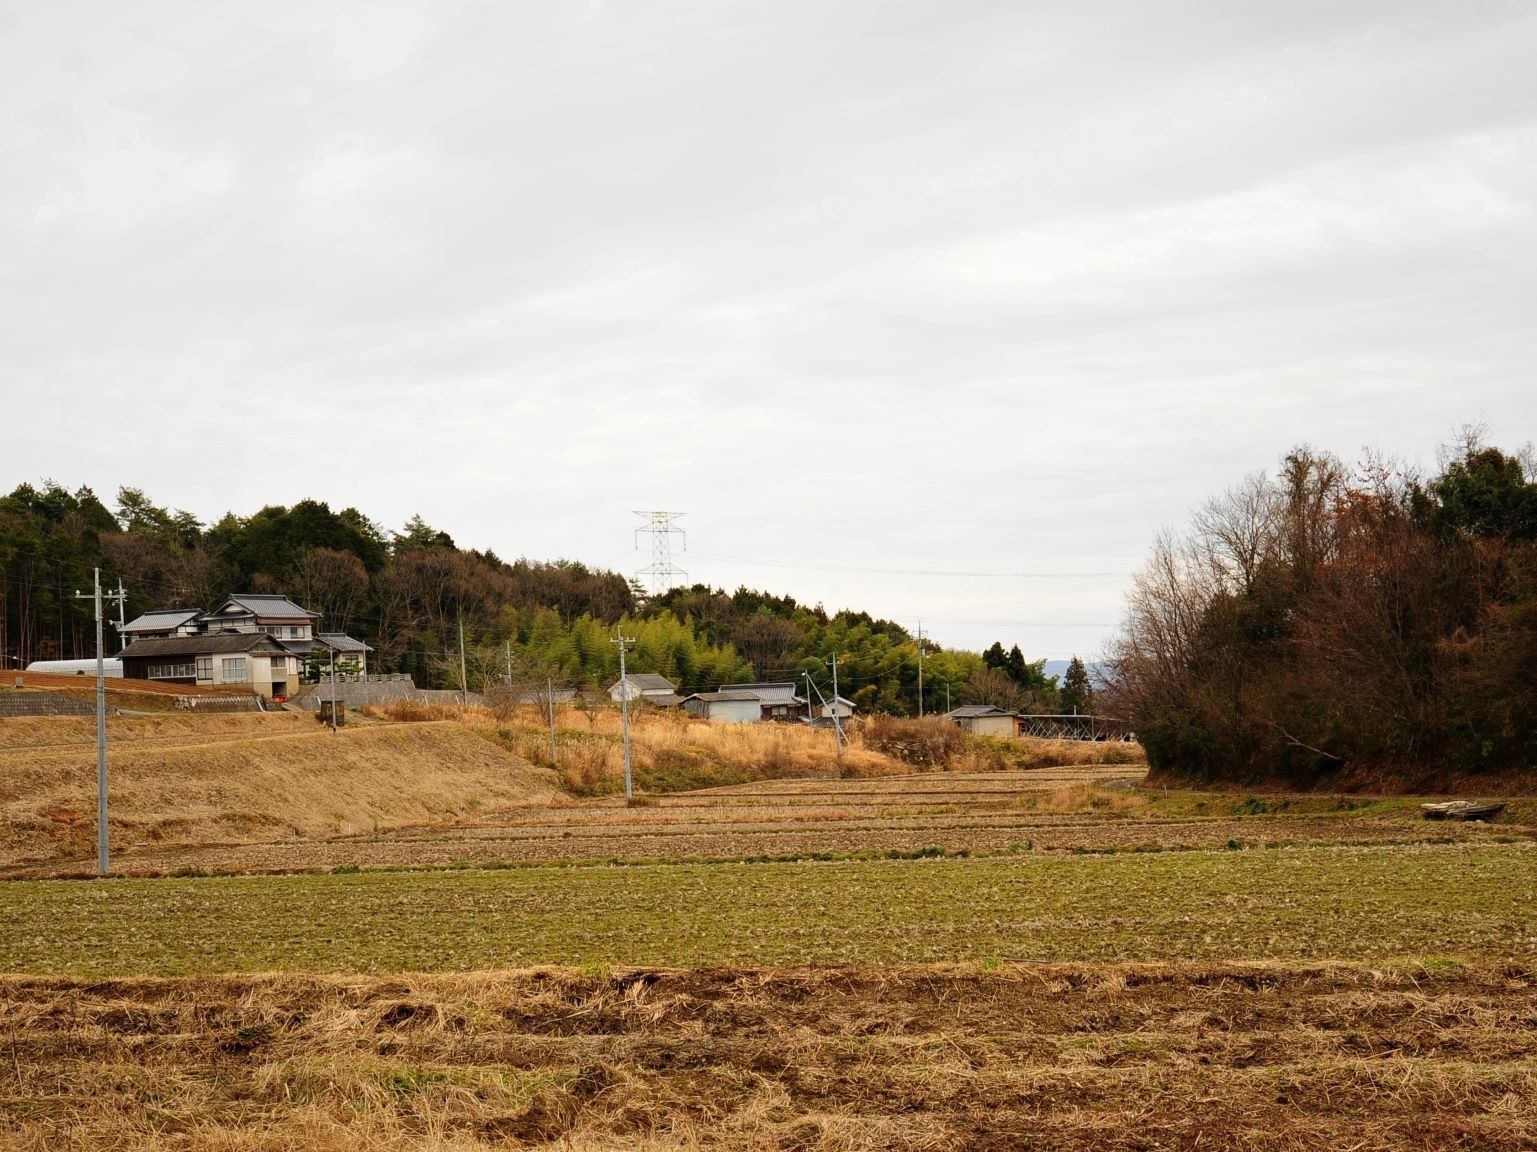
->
[
  {"left": 189, "top": 651, "right": 299, "bottom": 697},
  {"left": 959, "top": 714, "right": 1015, "bottom": 738},
  {"left": 705, "top": 698, "right": 761, "bottom": 724}
]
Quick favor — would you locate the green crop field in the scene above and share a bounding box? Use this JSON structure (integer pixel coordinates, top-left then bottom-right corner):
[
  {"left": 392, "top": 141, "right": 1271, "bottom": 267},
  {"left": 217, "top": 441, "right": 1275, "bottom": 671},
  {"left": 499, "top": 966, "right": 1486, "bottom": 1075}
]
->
[{"left": 5, "top": 840, "right": 1534, "bottom": 977}]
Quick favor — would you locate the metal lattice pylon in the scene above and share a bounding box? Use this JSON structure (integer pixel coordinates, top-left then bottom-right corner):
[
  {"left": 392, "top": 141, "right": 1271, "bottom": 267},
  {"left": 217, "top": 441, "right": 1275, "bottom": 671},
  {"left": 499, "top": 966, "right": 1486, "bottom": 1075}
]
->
[{"left": 634, "top": 511, "right": 687, "bottom": 596}]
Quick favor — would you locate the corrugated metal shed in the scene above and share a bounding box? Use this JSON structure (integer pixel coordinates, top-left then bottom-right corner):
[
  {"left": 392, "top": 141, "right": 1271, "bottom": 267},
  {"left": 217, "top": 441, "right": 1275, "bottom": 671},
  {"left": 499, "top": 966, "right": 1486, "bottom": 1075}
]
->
[{"left": 317, "top": 633, "right": 373, "bottom": 653}]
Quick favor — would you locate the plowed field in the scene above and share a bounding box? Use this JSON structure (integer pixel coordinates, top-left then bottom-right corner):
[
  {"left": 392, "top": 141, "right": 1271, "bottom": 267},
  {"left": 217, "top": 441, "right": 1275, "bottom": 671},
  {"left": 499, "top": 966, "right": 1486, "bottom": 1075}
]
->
[
  {"left": 3, "top": 962, "right": 1533, "bottom": 1150},
  {"left": 44, "top": 764, "right": 1529, "bottom": 878}
]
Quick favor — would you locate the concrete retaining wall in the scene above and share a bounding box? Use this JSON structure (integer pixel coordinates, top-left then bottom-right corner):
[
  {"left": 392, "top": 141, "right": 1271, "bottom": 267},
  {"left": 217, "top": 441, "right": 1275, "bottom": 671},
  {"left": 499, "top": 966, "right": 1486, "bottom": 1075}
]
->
[{"left": 0, "top": 691, "right": 103, "bottom": 718}]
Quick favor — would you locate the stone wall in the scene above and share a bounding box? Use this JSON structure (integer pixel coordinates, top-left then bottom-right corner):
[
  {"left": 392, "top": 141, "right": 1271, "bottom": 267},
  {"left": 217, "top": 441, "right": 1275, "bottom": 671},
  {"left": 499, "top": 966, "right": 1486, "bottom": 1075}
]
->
[{"left": 0, "top": 691, "right": 102, "bottom": 718}]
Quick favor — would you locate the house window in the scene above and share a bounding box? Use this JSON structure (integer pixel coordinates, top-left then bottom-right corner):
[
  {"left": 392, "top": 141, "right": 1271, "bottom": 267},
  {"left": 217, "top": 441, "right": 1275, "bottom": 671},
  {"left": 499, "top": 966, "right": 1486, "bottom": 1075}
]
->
[
  {"left": 147, "top": 663, "right": 196, "bottom": 679},
  {"left": 196, "top": 657, "right": 213, "bottom": 680},
  {"left": 221, "top": 657, "right": 247, "bottom": 680},
  {"left": 290, "top": 626, "right": 303, "bottom": 638}
]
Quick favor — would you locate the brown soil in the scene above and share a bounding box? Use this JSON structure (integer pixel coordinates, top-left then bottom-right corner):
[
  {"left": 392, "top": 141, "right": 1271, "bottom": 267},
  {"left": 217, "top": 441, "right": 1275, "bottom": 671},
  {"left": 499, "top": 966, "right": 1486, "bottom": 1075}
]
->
[
  {"left": 19, "top": 767, "right": 1518, "bottom": 880},
  {"left": 2, "top": 961, "right": 1531, "bottom": 1150},
  {"left": 8, "top": 672, "right": 253, "bottom": 697}
]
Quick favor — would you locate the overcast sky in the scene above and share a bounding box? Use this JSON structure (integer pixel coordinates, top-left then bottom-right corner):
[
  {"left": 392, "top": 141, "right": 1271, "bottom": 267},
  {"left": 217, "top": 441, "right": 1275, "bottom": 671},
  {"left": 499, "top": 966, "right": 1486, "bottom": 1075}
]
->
[{"left": 3, "top": 1, "right": 1534, "bottom": 659}]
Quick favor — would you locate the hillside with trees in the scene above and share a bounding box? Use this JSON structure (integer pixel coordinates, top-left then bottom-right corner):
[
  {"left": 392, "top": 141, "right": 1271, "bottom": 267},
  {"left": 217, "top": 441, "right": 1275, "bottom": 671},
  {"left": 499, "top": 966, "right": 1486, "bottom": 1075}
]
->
[
  {"left": 0, "top": 484, "right": 1072, "bottom": 711},
  {"left": 1106, "top": 435, "right": 1537, "bottom": 788}
]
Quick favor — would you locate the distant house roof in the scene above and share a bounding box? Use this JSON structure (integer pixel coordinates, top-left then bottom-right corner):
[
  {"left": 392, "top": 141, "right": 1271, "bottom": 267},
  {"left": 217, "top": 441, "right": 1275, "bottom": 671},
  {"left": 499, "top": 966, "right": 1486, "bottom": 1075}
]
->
[
  {"left": 685, "top": 690, "right": 761, "bottom": 704},
  {"left": 121, "top": 633, "right": 289, "bottom": 658},
  {"left": 945, "top": 704, "right": 1015, "bottom": 719},
  {"left": 721, "top": 681, "right": 799, "bottom": 703},
  {"left": 201, "top": 594, "right": 320, "bottom": 623},
  {"left": 120, "top": 609, "right": 201, "bottom": 633},
  {"left": 317, "top": 633, "right": 373, "bottom": 654},
  {"left": 647, "top": 692, "right": 685, "bottom": 707},
  {"left": 610, "top": 673, "right": 677, "bottom": 693}
]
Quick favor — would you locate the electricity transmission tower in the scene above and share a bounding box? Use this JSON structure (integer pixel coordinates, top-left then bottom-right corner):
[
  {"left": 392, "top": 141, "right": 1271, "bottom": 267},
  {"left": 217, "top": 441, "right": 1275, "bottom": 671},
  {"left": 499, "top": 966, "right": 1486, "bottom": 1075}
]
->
[{"left": 634, "top": 511, "right": 686, "bottom": 597}]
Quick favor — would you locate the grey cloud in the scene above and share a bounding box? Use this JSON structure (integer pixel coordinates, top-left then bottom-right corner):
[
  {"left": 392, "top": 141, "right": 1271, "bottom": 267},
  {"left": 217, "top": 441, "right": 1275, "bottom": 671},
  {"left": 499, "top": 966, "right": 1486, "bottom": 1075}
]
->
[{"left": 3, "top": 0, "right": 1534, "bottom": 658}]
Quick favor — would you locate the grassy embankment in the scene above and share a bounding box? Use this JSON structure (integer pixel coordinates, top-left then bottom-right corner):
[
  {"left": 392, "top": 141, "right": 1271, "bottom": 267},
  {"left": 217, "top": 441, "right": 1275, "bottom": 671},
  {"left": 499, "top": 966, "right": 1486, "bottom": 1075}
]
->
[{"left": 0, "top": 712, "right": 560, "bottom": 868}]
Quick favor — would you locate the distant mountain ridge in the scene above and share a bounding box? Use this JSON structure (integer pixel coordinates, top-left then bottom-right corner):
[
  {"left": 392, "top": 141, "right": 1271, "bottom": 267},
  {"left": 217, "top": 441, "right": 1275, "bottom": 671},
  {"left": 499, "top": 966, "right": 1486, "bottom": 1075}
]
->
[{"left": 1042, "top": 659, "right": 1108, "bottom": 689}]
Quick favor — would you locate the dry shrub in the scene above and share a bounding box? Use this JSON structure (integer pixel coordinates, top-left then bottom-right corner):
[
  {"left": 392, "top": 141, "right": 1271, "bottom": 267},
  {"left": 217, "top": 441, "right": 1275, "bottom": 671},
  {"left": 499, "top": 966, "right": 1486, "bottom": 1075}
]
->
[
  {"left": 559, "top": 740, "right": 619, "bottom": 795},
  {"left": 375, "top": 699, "right": 463, "bottom": 723},
  {"left": 861, "top": 715, "right": 966, "bottom": 768}
]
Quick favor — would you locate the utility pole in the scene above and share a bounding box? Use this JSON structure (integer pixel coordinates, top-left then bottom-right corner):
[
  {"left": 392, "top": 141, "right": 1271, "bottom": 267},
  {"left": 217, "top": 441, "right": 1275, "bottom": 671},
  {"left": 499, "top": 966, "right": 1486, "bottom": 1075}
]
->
[
  {"left": 829, "top": 653, "right": 844, "bottom": 758},
  {"left": 612, "top": 631, "right": 636, "bottom": 800},
  {"left": 328, "top": 639, "right": 338, "bottom": 732},
  {"left": 505, "top": 641, "right": 513, "bottom": 685},
  {"left": 457, "top": 615, "right": 469, "bottom": 705},
  {"left": 803, "top": 670, "right": 814, "bottom": 723},
  {"left": 547, "top": 676, "right": 558, "bottom": 765},
  {"left": 75, "top": 569, "right": 124, "bottom": 876},
  {"left": 916, "top": 621, "right": 925, "bottom": 719}
]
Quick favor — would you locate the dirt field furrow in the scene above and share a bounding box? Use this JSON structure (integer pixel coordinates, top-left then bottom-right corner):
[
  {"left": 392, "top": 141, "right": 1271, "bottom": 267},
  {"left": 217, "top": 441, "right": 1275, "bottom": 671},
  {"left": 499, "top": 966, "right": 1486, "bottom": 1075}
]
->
[{"left": 3, "top": 962, "right": 1533, "bottom": 1151}]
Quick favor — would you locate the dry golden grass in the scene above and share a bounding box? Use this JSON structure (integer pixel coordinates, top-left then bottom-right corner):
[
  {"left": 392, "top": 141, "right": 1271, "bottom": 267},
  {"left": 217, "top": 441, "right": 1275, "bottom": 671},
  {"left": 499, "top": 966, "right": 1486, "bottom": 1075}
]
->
[
  {"left": 951, "top": 733, "right": 1147, "bottom": 772},
  {"left": 446, "top": 705, "right": 896, "bottom": 793},
  {"left": 0, "top": 718, "right": 560, "bottom": 869},
  {"left": 2, "top": 962, "right": 1532, "bottom": 1150},
  {"left": 1019, "top": 782, "right": 1153, "bottom": 814},
  {"left": 428, "top": 704, "right": 1143, "bottom": 794}
]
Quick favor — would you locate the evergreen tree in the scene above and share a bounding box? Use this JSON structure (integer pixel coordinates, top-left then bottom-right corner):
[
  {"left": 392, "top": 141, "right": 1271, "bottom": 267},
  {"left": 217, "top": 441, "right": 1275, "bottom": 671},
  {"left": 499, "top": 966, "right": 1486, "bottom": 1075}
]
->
[{"left": 1059, "top": 656, "right": 1092, "bottom": 715}]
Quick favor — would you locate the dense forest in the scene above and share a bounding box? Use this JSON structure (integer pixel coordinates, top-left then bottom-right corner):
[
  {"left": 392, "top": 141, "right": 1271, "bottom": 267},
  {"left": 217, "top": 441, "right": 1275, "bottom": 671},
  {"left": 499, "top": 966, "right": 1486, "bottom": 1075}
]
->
[
  {"left": 1106, "top": 435, "right": 1537, "bottom": 786},
  {"left": 0, "top": 484, "right": 1072, "bottom": 714}
]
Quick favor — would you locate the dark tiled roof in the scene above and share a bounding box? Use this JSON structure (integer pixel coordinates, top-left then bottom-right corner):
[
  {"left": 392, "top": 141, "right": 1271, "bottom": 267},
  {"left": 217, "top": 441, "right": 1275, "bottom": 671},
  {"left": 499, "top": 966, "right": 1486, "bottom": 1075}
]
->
[
  {"left": 121, "top": 633, "right": 288, "bottom": 658},
  {"left": 685, "top": 690, "right": 761, "bottom": 703},
  {"left": 611, "top": 673, "right": 677, "bottom": 692},
  {"left": 945, "top": 704, "right": 1014, "bottom": 719},
  {"left": 201, "top": 594, "right": 320, "bottom": 622}
]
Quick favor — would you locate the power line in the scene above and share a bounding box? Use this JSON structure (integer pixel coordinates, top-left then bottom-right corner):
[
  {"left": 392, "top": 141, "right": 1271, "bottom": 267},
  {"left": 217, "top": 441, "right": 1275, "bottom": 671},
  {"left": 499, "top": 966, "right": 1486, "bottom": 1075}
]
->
[{"left": 686, "top": 550, "right": 1130, "bottom": 579}]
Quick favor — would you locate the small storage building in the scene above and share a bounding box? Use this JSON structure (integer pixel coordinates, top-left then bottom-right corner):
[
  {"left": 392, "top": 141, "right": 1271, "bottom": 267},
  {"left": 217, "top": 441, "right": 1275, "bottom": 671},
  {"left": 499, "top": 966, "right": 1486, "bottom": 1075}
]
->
[
  {"left": 944, "top": 704, "right": 1017, "bottom": 737},
  {"left": 680, "top": 690, "right": 762, "bottom": 724}
]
